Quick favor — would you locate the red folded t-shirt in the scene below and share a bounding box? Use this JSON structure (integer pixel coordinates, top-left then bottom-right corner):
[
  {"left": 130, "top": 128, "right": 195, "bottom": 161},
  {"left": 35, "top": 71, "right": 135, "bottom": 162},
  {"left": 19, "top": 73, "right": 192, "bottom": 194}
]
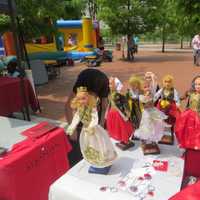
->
[{"left": 21, "top": 122, "right": 57, "bottom": 139}]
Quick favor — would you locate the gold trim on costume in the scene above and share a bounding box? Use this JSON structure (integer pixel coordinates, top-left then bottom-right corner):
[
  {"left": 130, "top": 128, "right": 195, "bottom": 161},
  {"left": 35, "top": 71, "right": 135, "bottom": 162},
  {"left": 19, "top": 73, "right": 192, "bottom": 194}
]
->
[{"left": 77, "top": 86, "right": 88, "bottom": 93}]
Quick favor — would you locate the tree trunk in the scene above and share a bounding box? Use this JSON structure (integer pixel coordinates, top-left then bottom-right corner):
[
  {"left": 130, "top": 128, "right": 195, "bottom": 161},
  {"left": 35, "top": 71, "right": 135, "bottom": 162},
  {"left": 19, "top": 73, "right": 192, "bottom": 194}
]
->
[
  {"left": 127, "top": 34, "right": 130, "bottom": 60},
  {"left": 180, "top": 37, "right": 183, "bottom": 49},
  {"left": 126, "top": 0, "right": 130, "bottom": 60},
  {"left": 189, "top": 38, "right": 192, "bottom": 48},
  {"left": 162, "top": 26, "right": 165, "bottom": 53},
  {"left": 88, "top": 0, "right": 97, "bottom": 20}
]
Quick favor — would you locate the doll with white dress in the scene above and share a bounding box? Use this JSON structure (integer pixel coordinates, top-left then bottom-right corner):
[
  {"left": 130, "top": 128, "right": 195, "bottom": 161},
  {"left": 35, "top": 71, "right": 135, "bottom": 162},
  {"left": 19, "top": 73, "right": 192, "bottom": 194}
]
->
[
  {"left": 144, "top": 72, "right": 160, "bottom": 96},
  {"left": 67, "top": 86, "right": 117, "bottom": 174},
  {"left": 155, "top": 75, "right": 180, "bottom": 144},
  {"left": 134, "top": 81, "right": 169, "bottom": 155}
]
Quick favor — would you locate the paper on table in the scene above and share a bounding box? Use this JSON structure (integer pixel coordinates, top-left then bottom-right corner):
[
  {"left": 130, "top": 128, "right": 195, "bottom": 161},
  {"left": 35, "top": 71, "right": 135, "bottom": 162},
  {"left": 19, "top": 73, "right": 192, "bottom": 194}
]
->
[{"left": 153, "top": 160, "right": 168, "bottom": 172}]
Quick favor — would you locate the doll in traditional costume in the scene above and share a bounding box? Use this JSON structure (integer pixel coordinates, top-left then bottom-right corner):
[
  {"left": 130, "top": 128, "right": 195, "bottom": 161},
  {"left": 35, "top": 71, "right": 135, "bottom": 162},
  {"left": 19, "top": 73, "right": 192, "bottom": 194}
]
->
[
  {"left": 67, "top": 86, "right": 117, "bottom": 174},
  {"left": 155, "top": 75, "right": 180, "bottom": 144},
  {"left": 175, "top": 76, "right": 200, "bottom": 150},
  {"left": 126, "top": 75, "right": 143, "bottom": 129},
  {"left": 144, "top": 72, "right": 160, "bottom": 96},
  {"left": 134, "top": 80, "right": 169, "bottom": 155},
  {"left": 106, "top": 77, "right": 135, "bottom": 150}
]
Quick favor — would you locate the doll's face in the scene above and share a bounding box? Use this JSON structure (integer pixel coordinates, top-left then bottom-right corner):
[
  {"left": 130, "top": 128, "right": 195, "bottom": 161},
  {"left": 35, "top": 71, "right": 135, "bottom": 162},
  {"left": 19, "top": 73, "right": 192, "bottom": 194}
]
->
[
  {"left": 130, "top": 82, "right": 139, "bottom": 91},
  {"left": 163, "top": 79, "right": 173, "bottom": 89},
  {"left": 194, "top": 78, "right": 200, "bottom": 93},
  {"left": 144, "top": 75, "right": 152, "bottom": 83},
  {"left": 143, "top": 82, "right": 151, "bottom": 94},
  {"left": 76, "top": 92, "right": 89, "bottom": 106}
]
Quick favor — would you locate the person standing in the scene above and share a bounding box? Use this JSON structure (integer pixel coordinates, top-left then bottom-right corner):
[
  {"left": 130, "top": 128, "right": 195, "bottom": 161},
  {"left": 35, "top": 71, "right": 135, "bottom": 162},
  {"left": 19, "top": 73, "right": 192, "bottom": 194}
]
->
[
  {"left": 133, "top": 36, "right": 139, "bottom": 53},
  {"left": 67, "top": 34, "right": 76, "bottom": 47},
  {"left": 192, "top": 33, "right": 200, "bottom": 65},
  {"left": 127, "top": 34, "right": 134, "bottom": 61},
  {"left": 121, "top": 36, "right": 127, "bottom": 59}
]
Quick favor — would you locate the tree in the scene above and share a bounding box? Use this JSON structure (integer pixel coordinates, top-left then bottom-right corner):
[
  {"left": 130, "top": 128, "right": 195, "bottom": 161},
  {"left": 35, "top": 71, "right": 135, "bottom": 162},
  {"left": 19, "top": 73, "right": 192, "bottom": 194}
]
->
[
  {"left": 97, "top": 0, "right": 157, "bottom": 36},
  {"left": 0, "top": 14, "right": 11, "bottom": 34},
  {"left": 0, "top": 0, "right": 86, "bottom": 38},
  {"left": 145, "top": 0, "right": 178, "bottom": 52},
  {"left": 97, "top": 0, "right": 158, "bottom": 59},
  {"left": 176, "top": 0, "right": 200, "bottom": 47},
  {"left": 84, "top": 0, "right": 98, "bottom": 19},
  {"left": 173, "top": 4, "right": 191, "bottom": 48}
]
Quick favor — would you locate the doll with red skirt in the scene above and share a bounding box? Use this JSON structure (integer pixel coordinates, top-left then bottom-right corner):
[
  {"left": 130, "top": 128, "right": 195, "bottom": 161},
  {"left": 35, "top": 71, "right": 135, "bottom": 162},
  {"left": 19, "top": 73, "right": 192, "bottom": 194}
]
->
[
  {"left": 175, "top": 76, "right": 200, "bottom": 150},
  {"left": 155, "top": 75, "right": 180, "bottom": 145},
  {"left": 106, "top": 77, "right": 135, "bottom": 150}
]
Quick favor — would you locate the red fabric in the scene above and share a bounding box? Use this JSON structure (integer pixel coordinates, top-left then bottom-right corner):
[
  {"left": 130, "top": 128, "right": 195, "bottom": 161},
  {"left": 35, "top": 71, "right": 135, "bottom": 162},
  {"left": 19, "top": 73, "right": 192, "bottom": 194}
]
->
[
  {"left": 0, "top": 127, "right": 72, "bottom": 200},
  {"left": 0, "top": 77, "right": 39, "bottom": 116},
  {"left": 175, "top": 109, "right": 200, "bottom": 150},
  {"left": 169, "top": 180, "right": 200, "bottom": 200},
  {"left": 106, "top": 108, "right": 134, "bottom": 143},
  {"left": 170, "top": 150, "right": 200, "bottom": 200},
  {"left": 157, "top": 100, "right": 180, "bottom": 127},
  {"left": 183, "top": 149, "right": 200, "bottom": 179}
]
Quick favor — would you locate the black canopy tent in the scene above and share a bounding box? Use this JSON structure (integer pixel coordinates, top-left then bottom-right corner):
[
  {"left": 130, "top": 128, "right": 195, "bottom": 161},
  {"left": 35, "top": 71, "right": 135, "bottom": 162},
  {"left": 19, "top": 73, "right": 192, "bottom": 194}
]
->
[
  {"left": 0, "top": 0, "right": 31, "bottom": 120},
  {"left": 0, "top": 1, "right": 9, "bottom": 13}
]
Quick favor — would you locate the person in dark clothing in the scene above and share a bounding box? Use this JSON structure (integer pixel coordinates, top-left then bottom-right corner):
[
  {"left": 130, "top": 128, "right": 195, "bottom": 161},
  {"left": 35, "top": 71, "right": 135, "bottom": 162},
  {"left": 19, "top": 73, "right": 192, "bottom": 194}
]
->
[
  {"left": 65, "top": 68, "right": 110, "bottom": 166},
  {"left": 7, "top": 61, "right": 22, "bottom": 77}
]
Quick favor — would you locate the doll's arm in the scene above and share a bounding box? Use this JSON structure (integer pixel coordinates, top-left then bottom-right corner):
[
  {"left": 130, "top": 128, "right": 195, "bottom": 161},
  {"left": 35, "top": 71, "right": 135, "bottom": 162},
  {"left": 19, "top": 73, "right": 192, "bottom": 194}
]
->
[
  {"left": 88, "top": 108, "right": 98, "bottom": 129},
  {"left": 66, "top": 111, "right": 81, "bottom": 135},
  {"left": 128, "top": 89, "right": 139, "bottom": 99},
  {"left": 174, "top": 89, "right": 181, "bottom": 106},
  {"left": 153, "top": 88, "right": 162, "bottom": 102},
  {"left": 140, "top": 94, "right": 154, "bottom": 108},
  {"left": 139, "top": 94, "right": 147, "bottom": 103}
]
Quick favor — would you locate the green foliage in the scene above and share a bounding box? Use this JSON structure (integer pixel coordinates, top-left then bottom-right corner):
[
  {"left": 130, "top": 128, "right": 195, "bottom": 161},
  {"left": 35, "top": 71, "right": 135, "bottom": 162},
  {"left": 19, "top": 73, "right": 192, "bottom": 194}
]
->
[
  {"left": 83, "top": 0, "right": 98, "bottom": 19},
  {"left": 64, "top": 0, "right": 86, "bottom": 19},
  {"left": 14, "top": 0, "right": 85, "bottom": 38},
  {"left": 2, "top": 0, "right": 199, "bottom": 44},
  {"left": 0, "top": 14, "right": 11, "bottom": 34},
  {"left": 97, "top": 0, "right": 157, "bottom": 36},
  {"left": 176, "top": 0, "right": 200, "bottom": 37}
]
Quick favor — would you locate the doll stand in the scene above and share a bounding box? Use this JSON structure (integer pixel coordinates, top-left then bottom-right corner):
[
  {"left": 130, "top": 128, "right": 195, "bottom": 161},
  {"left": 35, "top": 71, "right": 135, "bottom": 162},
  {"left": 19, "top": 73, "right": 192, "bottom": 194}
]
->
[
  {"left": 141, "top": 142, "right": 160, "bottom": 155},
  {"left": 116, "top": 140, "right": 135, "bottom": 151},
  {"left": 159, "top": 127, "right": 174, "bottom": 145},
  {"left": 88, "top": 166, "right": 111, "bottom": 175}
]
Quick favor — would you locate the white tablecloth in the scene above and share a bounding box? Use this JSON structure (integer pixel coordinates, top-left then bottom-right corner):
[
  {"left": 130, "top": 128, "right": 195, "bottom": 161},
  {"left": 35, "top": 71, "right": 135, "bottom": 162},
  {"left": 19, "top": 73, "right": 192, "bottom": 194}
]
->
[
  {"left": 0, "top": 116, "right": 36, "bottom": 149},
  {"left": 49, "top": 140, "right": 184, "bottom": 200}
]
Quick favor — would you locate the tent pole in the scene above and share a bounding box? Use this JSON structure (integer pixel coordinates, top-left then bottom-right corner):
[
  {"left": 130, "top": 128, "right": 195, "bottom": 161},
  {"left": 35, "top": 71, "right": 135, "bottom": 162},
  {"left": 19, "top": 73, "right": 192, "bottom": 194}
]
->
[{"left": 8, "top": 0, "right": 30, "bottom": 121}]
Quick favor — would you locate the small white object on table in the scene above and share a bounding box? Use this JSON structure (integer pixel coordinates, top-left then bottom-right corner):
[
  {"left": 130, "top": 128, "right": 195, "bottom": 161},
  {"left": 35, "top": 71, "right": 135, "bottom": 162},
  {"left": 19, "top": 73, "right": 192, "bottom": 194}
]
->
[{"left": 49, "top": 140, "right": 184, "bottom": 200}]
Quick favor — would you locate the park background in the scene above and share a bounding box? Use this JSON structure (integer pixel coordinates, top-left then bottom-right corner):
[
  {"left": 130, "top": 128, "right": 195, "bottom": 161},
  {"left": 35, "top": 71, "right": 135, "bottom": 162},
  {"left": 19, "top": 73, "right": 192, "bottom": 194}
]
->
[{"left": 1, "top": 0, "right": 200, "bottom": 121}]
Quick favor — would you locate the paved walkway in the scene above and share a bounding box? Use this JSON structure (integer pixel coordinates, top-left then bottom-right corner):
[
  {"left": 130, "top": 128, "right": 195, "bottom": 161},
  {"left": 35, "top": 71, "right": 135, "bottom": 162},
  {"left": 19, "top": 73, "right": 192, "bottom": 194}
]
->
[{"left": 36, "top": 49, "right": 198, "bottom": 121}]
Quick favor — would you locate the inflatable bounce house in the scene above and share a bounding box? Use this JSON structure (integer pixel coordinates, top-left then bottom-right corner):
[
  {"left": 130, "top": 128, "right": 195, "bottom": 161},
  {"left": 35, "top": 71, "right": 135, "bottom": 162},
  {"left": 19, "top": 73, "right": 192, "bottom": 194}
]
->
[
  {"left": 2, "top": 17, "right": 98, "bottom": 61},
  {"left": 0, "top": 36, "right": 5, "bottom": 56},
  {"left": 56, "top": 17, "right": 99, "bottom": 52}
]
